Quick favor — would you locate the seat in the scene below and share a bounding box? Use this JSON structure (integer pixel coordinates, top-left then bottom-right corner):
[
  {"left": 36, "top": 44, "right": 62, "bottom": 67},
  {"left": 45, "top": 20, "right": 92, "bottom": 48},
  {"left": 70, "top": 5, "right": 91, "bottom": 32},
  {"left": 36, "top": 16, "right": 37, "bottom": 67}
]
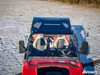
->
[
  {"left": 54, "top": 36, "right": 69, "bottom": 49},
  {"left": 33, "top": 34, "right": 47, "bottom": 51}
]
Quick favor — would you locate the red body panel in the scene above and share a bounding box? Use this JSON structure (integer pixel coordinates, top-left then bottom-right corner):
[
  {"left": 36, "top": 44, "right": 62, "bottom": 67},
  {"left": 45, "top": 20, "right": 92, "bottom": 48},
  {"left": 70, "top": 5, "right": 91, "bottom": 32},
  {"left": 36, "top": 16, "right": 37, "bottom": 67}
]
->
[{"left": 22, "top": 59, "right": 85, "bottom": 75}]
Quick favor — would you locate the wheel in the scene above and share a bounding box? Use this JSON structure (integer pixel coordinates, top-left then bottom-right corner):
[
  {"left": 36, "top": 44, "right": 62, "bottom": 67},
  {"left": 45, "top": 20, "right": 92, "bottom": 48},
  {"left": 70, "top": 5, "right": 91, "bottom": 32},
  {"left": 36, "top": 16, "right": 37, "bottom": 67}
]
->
[{"left": 18, "top": 73, "right": 22, "bottom": 75}]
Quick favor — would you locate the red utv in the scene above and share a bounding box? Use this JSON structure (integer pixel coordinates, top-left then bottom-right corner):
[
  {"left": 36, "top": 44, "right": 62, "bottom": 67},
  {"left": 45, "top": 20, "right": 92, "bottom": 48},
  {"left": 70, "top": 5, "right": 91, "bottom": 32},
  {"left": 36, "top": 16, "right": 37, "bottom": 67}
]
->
[{"left": 19, "top": 17, "right": 88, "bottom": 75}]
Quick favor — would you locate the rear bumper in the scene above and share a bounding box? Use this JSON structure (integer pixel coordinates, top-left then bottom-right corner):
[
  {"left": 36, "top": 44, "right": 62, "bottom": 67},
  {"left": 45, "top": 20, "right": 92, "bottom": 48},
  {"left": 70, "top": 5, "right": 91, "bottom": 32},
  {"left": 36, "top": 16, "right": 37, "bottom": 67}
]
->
[{"left": 22, "top": 62, "right": 85, "bottom": 75}]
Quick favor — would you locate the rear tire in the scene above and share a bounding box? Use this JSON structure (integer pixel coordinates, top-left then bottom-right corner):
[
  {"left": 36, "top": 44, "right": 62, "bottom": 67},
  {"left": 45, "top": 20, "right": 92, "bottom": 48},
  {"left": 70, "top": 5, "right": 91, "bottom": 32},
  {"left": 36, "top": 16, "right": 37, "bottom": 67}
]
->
[{"left": 18, "top": 73, "right": 22, "bottom": 75}]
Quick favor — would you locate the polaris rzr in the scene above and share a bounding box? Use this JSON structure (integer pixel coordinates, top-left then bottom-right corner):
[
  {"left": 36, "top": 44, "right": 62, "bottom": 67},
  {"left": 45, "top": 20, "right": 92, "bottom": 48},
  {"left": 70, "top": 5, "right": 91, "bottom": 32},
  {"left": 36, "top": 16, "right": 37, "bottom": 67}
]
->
[{"left": 19, "top": 17, "right": 89, "bottom": 75}]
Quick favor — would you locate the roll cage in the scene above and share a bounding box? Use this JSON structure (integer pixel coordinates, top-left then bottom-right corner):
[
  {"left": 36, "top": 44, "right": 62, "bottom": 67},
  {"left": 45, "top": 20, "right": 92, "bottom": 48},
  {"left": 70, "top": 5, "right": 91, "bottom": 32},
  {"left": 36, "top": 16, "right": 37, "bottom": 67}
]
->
[
  {"left": 23, "top": 33, "right": 80, "bottom": 62},
  {"left": 23, "top": 17, "right": 80, "bottom": 63}
]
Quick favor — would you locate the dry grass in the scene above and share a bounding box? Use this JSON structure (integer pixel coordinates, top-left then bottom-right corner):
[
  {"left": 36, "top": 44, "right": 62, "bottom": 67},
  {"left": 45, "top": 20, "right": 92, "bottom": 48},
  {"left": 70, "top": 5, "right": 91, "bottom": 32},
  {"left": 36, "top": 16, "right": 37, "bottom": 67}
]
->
[{"left": 41, "top": 0, "right": 100, "bottom": 8}]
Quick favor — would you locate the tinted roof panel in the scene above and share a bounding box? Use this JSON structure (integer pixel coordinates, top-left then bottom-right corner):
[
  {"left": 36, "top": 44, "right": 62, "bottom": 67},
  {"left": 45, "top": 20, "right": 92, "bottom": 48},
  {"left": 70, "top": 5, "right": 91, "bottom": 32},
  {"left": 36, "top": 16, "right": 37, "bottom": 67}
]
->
[{"left": 32, "top": 17, "right": 73, "bottom": 34}]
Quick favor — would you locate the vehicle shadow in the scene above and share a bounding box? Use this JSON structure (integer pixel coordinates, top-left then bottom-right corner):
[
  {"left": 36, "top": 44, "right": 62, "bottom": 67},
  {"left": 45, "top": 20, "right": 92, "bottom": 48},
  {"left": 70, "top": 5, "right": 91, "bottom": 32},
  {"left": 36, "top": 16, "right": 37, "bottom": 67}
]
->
[{"left": 72, "top": 25, "right": 95, "bottom": 75}]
